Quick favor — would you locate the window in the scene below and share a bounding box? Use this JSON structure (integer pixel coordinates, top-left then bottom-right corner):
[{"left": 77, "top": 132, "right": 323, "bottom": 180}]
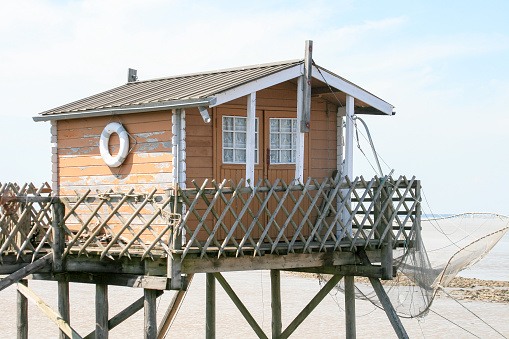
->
[
  {"left": 270, "top": 118, "right": 297, "bottom": 164},
  {"left": 223, "top": 116, "right": 258, "bottom": 164}
]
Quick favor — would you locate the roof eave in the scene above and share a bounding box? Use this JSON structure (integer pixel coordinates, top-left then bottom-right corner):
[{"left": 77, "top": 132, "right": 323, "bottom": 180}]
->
[{"left": 33, "top": 97, "right": 217, "bottom": 122}]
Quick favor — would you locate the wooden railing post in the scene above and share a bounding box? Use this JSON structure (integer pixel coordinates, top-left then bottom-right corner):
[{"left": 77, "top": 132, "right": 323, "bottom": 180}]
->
[
  {"left": 51, "top": 200, "right": 65, "bottom": 272},
  {"left": 168, "top": 192, "right": 182, "bottom": 290},
  {"left": 17, "top": 279, "right": 28, "bottom": 339},
  {"left": 380, "top": 180, "right": 393, "bottom": 280}
]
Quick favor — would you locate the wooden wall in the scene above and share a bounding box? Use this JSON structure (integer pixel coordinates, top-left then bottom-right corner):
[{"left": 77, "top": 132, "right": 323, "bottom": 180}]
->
[{"left": 57, "top": 110, "right": 174, "bottom": 195}]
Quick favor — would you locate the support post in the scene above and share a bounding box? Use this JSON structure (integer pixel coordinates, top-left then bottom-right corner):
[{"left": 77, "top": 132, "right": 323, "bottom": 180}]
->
[
  {"left": 301, "top": 40, "right": 313, "bottom": 133},
  {"left": 342, "top": 95, "right": 355, "bottom": 235},
  {"left": 206, "top": 273, "right": 216, "bottom": 339},
  {"left": 52, "top": 201, "right": 65, "bottom": 272},
  {"left": 344, "top": 276, "right": 356, "bottom": 339},
  {"left": 17, "top": 279, "right": 28, "bottom": 339},
  {"left": 246, "top": 93, "right": 256, "bottom": 187},
  {"left": 380, "top": 184, "right": 393, "bottom": 280},
  {"left": 295, "top": 76, "right": 305, "bottom": 182},
  {"left": 271, "top": 269, "right": 282, "bottom": 338},
  {"left": 144, "top": 289, "right": 157, "bottom": 339},
  {"left": 96, "top": 284, "right": 109, "bottom": 339},
  {"left": 58, "top": 281, "right": 70, "bottom": 339}
]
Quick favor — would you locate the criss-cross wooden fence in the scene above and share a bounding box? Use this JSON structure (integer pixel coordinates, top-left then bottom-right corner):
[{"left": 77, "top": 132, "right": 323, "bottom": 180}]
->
[{"left": 0, "top": 175, "right": 420, "bottom": 263}]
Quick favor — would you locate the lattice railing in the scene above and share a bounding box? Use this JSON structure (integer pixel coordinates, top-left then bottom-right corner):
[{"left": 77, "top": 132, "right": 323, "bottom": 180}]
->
[
  {"left": 0, "top": 176, "right": 420, "bottom": 263},
  {"left": 0, "top": 182, "right": 53, "bottom": 261},
  {"left": 59, "top": 188, "right": 181, "bottom": 260},
  {"left": 176, "top": 175, "right": 421, "bottom": 260}
]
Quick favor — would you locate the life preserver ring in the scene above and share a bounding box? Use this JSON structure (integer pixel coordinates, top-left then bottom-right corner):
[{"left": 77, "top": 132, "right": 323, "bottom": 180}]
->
[{"left": 100, "top": 122, "right": 129, "bottom": 167}]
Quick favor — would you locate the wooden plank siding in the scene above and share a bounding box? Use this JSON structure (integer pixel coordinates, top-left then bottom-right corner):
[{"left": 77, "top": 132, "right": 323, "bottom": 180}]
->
[{"left": 57, "top": 110, "right": 174, "bottom": 195}]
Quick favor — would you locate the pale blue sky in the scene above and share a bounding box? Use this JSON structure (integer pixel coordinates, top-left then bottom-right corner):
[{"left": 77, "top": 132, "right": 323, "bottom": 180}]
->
[{"left": 1, "top": 0, "right": 508, "bottom": 214}]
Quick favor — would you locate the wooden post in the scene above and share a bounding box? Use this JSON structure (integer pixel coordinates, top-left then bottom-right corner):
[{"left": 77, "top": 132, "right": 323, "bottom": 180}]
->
[
  {"left": 169, "top": 193, "right": 183, "bottom": 290},
  {"left": 144, "top": 289, "right": 157, "bottom": 339},
  {"left": 206, "top": 273, "right": 215, "bottom": 339},
  {"left": 17, "top": 279, "right": 28, "bottom": 339},
  {"left": 52, "top": 201, "right": 65, "bottom": 272},
  {"left": 295, "top": 75, "right": 305, "bottom": 182},
  {"left": 301, "top": 40, "right": 312, "bottom": 133},
  {"left": 380, "top": 184, "right": 393, "bottom": 280},
  {"left": 58, "top": 281, "right": 70, "bottom": 339},
  {"left": 271, "top": 269, "right": 282, "bottom": 338},
  {"left": 246, "top": 93, "right": 256, "bottom": 187},
  {"left": 96, "top": 284, "right": 109, "bottom": 339},
  {"left": 345, "top": 276, "right": 356, "bottom": 339}
]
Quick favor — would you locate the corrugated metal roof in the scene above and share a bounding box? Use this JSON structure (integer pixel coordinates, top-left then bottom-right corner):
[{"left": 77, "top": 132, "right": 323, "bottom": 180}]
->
[{"left": 39, "top": 60, "right": 303, "bottom": 116}]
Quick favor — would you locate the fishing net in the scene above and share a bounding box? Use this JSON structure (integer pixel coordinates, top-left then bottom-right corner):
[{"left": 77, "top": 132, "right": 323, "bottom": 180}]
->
[{"left": 323, "top": 213, "right": 509, "bottom": 318}]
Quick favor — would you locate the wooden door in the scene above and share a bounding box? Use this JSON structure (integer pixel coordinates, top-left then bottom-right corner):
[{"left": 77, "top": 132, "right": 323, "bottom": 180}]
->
[{"left": 214, "top": 108, "right": 310, "bottom": 247}]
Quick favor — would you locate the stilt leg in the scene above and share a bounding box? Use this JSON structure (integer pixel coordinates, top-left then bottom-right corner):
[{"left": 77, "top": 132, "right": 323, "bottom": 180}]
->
[
  {"left": 17, "top": 279, "right": 28, "bottom": 339},
  {"left": 96, "top": 284, "right": 109, "bottom": 339},
  {"left": 144, "top": 289, "right": 157, "bottom": 339},
  {"left": 345, "top": 276, "right": 356, "bottom": 339},
  {"left": 271, "top": 269, "right": 282, "bottom": 338},
  {"left": 58, "top": 281, "right": 70, "bottom": 339},
  {"left": 206, "top": 273, "right": 215, "bottom": 339}
]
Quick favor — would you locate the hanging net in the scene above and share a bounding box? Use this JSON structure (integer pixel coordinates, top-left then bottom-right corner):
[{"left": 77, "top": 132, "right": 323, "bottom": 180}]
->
[{"left": 322, "top": 213, "right": 509, "bottom": 318}]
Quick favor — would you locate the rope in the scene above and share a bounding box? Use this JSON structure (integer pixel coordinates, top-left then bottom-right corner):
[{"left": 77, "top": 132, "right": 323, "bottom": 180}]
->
[
  {"left": 439, "top": 287, "right": 507, "bottom": 338},
  {"left": 429, "top": 309, "right": 481, "bottom": 338}
]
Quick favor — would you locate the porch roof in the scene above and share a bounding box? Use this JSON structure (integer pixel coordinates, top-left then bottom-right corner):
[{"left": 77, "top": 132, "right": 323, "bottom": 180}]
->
[{"left": 34, "top": 59, "right": 394, "bottom": 122}]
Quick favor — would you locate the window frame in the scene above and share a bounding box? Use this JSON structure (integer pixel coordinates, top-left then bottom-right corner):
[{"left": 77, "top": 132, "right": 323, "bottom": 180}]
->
[{"left": 222, "top": 115, "right": 259, "bottom": 165}]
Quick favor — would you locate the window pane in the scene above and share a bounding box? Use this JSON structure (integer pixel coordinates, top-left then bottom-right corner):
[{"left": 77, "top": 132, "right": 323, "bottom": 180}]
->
[
  {"left": 224, "top": 149, "right": 233, "bottom": 163},
  {"left": 223, "top": 132, "right": 233, "bottom": 147},
  {"left": 292, "top": 151, "right": 296, "bottom": 163},
  {"left": 223, "top": 117, "right": 233, "bottom": 131},
  {"left": 235, "top": 149, "right": 246, "bottom": 162},
  {"left": 281, "top": 119, "right": 292, "bottom": 133},
  {"left": 270, "top": 134, "right": 279, "bottom": 148},
  {"left": 270, "top": 119, "right": 279, "bottom": 132},
  {"left": 235, "top": 117, "right": 246, "bottom": 131},
  {"left": 281, "top": 150, "right": 292, "bottom": 163},
  {"left": 270, "top": 150, "right": 279, "bottom": 163},
  {"left": 254, "top": 150, "right": 258, "bottom": 163},
  {"left": 281, "top": 133, "right": 292, "bottom": 149},
  {"left": 236, "top": 132, "right": 246, "bottom": 148},
  {"left": 292, "top": 119, "right": 297, "bottom": 131}
]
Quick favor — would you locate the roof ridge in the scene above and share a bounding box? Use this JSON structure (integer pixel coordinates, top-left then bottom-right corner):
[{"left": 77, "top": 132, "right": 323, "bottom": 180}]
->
[{"left": 131, "top": 59, "right": 304, "bottom": 84}]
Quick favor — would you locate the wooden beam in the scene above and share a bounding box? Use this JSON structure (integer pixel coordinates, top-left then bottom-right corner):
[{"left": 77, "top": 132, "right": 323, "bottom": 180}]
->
[
  {"left": 181, "top": 251, "right": 382, "bottom": 274},
  {"left": 96, "top": 284, "right": 108, "bottom": 339},
  {"left": 271, "top": 270, "right": 282, "bottom": 338},
  {"left": 16, "top": 282, "right": 83, "bottom": 339},
  {"left": 32, "top": 272, "right": 180, "bottom": 290},
  {"left": 17, "top": 280, "right": 28, "bottom": 339},
  {"left": 157, "top": 274, "right": 194, "bottom": 339},
  {"left": 345, "top": 276, "right": 356, "bottom": 339},
  {"left": 0, "top": 253, "right": 53, "bottom": 292},
  {"left": 280, "top": 274, "right": 343, "bottom": 339},
  {"left": 85, "top": 290, "right": 163, "bottom": 339},
  {"left": 285, "top": 264, "right": 387, "bottom": 279},
  {"left": 213, "top": 273, "right": 267, "bottom": 339},
  {"left": 58, "top": 281, "right": 70, "bottom": 339},
  {"left": 206, "top": 273, "right": 215, "bottom": 339},
  {"left": 145, "top": 289, "right": 157, "bottom": 339}
]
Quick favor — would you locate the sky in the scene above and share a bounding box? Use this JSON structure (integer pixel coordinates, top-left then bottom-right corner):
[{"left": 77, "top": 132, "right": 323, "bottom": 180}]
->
[{"left": 1, "top": 0, "right": 508, "bottom": 214}]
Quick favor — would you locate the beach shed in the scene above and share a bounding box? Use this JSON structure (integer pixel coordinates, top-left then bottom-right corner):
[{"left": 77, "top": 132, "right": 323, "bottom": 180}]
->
[
  {"left": 0, "top": 43, "right": 420, "bottom": 339},
  {"left": 34, "top": 53, "right": 394, "bottom": 199}
]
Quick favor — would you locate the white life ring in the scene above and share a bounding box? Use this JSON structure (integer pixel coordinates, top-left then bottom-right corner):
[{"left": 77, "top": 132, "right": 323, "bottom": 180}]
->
[{"left": 100, "top": 122, "right": 129, "bottom": 167}]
